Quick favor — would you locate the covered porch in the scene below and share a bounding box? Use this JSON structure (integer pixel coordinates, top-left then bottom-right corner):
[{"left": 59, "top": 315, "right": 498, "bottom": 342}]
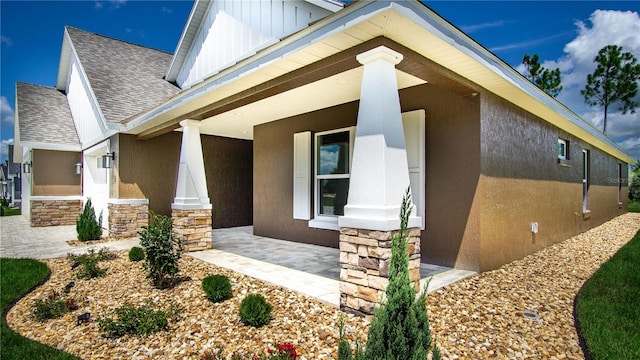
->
[{"left": 189, "top": 226, "right": 476, "bottom": 307}]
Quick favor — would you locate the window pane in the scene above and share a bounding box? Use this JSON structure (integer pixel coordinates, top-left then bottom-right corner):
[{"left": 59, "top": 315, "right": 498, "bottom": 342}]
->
[
  {"left": 558, "top": 140, "right": 566, "bottom": 159},
  {"left": 319, "top": 179, "right": 349, "bottom": 216},
  {"left": 318, "top": 131, "right": 350, "bottom": 175}
]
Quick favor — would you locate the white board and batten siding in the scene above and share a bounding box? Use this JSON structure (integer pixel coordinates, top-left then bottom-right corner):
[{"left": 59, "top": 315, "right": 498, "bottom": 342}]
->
[
  {"left": 176, "top": 0, "right": 334, "bottom": 89},
  {"left": 293, "top": 110, "right": 426, "bottom": 229},
  {"left": 66, "top": 56, "right": 107, "bottom": 147}
]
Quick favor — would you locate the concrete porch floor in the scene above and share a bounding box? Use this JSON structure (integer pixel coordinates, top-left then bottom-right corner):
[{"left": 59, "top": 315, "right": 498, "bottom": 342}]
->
[{"left": 190, "top": 226, "right": 476, "bottom": 306}]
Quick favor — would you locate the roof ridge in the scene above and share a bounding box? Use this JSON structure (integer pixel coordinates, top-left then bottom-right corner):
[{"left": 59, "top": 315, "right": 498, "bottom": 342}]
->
[{"left": 64, "top": 25, "right": 174, "bottom": 55}]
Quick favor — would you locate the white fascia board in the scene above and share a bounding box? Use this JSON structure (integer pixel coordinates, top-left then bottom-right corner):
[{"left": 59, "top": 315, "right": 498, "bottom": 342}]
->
[
  {"left": 124, "top": 0, "right": 384, "bottom": 133},
  {"left": 20, "top": 141, "right": 81, "bottom": 152},
  {"left": 394, "top": 1, "right": 634, "bottom": 162},
  {"left": 79, "top": 129, "right": 117, "bottom": 152},
  {"left": 305, "top": 0, "right": 344, "bottom": 13},
  {"left": 56, "top": 29, "right": 72, "bottom": 90},
  {"left": 13, "top": 87, "right": 22, "bottom": 163},
  {"left": 166, "top": 0, "right": 212, "bottom": 83}
]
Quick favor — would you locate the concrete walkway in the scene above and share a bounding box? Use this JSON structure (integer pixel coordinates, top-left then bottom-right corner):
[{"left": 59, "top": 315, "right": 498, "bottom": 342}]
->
[{"left": 0, "top": 215, "right": 475, "bottom": 307}]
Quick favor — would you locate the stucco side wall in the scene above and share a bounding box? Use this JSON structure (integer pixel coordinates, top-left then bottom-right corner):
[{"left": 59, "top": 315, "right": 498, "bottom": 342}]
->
[
  {"left": 32, "top": 149, "right": 81, "bottom": 196},
  {"left": 115, "top": 132, "right": 253, "bottom": 228},
  {"left": 399, "top": 84, "right": 481, "bottom": 271},
  {"left": 479, "top": 94, "right": 627, "bottom": 271}
]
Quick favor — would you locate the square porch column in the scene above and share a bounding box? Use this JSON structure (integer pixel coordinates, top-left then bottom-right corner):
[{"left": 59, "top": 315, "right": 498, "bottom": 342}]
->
[
  {"left": 171, "top": 119, "right": 213, "bottom": 251},
  {"left": 339, "top": 46, "right": 422, "bottom": 316}
]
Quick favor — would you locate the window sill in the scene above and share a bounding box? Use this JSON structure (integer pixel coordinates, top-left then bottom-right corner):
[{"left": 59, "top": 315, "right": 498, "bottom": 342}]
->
[
  {"left": 582, "top": 210, "right": 591, "bottom": 220},
  {"left": 308, "top": 217, "right": 340, "bottom": 231},
  {"left": 557, "top": 158, "right": 571, "bottom": 167}
]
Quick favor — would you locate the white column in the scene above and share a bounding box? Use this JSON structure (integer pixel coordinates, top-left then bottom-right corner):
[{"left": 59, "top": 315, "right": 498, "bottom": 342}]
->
[
  {"left": 339, "top": 46, "right": 421, "bottom": 231},
  {"left": 172, "top": 120, "right": 212, "bottom": 210}
]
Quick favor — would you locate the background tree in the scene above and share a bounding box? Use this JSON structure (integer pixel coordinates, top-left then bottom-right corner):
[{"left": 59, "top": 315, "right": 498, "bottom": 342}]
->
[
  {"left": 581, "top": 45, "right": 640, "bottom": 135},
  {"left": 522, "top": 54, "right": 563, "bottom": 97}
]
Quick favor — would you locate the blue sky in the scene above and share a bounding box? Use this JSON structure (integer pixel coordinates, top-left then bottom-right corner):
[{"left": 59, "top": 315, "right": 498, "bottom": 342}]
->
[{"left": 1, "top": 1, "right": 639, "bottom": 162}]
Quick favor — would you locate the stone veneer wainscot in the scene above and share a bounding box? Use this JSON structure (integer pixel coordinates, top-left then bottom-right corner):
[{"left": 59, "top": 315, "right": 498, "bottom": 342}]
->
[
  {"left": 339, "top": 227, "right": 421, "bottom": 316},
  {"left": 108, "top": 200, "right": 149, "bottom": 238},
  {"left": 30, "top": 197, "right": 83, "bottom": 227},
  {"left": 172, "top": 209, "right": 212, "bottom": 251}
]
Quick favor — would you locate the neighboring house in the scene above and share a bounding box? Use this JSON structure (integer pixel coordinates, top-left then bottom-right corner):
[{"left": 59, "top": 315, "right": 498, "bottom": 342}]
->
[
  {"left": 14, "top": 0, "right": 633, "bottom": 314},
  {"left": 1, "top": 144, "right": 22, "bottom": 206}
]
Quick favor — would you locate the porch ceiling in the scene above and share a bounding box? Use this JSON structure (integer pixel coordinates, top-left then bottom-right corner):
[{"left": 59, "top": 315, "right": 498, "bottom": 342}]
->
[{"left": 197, "top": 67, "right": 425, "bottom": 140}]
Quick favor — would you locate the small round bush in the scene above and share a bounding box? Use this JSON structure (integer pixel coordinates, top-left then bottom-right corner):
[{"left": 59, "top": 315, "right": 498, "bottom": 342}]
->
[
  {"left": 239, "top": 293, "right": 272, "bottom": 327},
  {"left": 202, "top": 274, "right": 232, "bottom": 303},
  {"left": 128, "top": 247, "right": 145, "bottom": 262}
]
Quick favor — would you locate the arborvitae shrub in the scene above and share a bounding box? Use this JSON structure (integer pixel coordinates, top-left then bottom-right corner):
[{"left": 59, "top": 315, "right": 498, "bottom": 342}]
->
[
  {"left": 362, "top": 188, "right": 441, "bottom": 360},
  {"left": 128, "top": 247, "right": 145, "bottom": 262},
  {"left": 138, "top": 212, "right": 183, "bottom": 289},
  {"left": 202, "top": 274, "right": 232, "bottom": 303},
  {"left": 76, "top": 198, "right": 102, "bottom": 241},
  {"left": 239, "top": 293, "right": 272, "bottom": 327}
]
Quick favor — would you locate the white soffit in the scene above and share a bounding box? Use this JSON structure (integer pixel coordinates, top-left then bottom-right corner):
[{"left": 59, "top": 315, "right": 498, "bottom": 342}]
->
[{"left": 197, "top": 67, "right": 425, "bottom": 139}]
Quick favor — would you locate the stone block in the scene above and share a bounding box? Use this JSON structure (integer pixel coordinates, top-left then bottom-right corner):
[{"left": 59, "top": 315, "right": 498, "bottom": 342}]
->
[
  {"left": 339, "top": 241, "right": 357, "bottom": 253},
  {"left": 358, "top": 286, "right": 378, "bottom": 302},
  {"left": 358, "top": 257, "right": 379, "bottom": 270},
  {"left": 367, "top": 275, "right": 389, "bottom": 291},
  {"left": 339, "top": 281, "right": 358, "bottom": 297}
]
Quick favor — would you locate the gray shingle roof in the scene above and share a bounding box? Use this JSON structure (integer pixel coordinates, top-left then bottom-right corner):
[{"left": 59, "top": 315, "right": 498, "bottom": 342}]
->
[
  {"left": 16, "top": 82, "right": 80, "bottom": 146},
  {"left": 66, "top": 27, "right": 180, "bottom": 125}
]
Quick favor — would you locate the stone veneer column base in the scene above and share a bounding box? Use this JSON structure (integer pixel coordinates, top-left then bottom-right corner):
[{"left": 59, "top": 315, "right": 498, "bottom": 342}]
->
[
  {"left": 108, "top": 202, "right": 149, "bottom": 238},
  {"left": 339, "top": 227, "right": 421, "bottom": 316},
  {"left": 30, "top": 199, "right": 83, "bottom": 227},
  {"left": 171, "top": 209, "right": 212, "bottom": 251}
]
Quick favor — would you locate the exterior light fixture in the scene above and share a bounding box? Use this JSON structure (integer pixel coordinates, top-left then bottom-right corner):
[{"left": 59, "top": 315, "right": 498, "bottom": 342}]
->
[
  {"left": 75, "top": 162, "right": 83, "bottom": 175},
  {"left": 22, "top": 161, "right": 32, "bottom": 174},
  {"left": 99, "top": 152, "right": 115, "bottom": 169}
]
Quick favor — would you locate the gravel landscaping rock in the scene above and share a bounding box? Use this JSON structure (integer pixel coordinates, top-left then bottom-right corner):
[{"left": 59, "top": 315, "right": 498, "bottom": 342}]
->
[{"left": 7, "top": 212, "right": 639, "bottom": 359}]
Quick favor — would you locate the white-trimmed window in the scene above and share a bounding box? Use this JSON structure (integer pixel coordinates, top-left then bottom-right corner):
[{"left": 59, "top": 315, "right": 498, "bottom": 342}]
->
[
  {"left": 309, "top": 127, "right": 355, "bottom": 228},
  {"left": 558, "top": 138, "right": 569, "bottom": 160}
]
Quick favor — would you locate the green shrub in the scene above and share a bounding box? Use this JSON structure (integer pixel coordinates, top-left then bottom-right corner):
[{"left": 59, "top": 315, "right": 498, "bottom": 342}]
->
[
  {"left": 362, "top": 188, "right": 440, "bottom": 360},
  {"left": 76, "top": 199, "right": 102, "bottom": 241},
  {"left": 31, "top": 290, "right": 78, "bottom": 322},
  {"left": 138, "top": 212, "right": 183, "bottom": 289},
  {"left": 629, "top": 173, "right": 640, "bottom": 202},
  {"left": 67, "top": 248, "right": 116, "bottom": 279},
  {"left": 202, "top": 274, "right": 232, "bottom": 303},
  {"left": 239, "top": 294, "right": 272, "bottom": 327},
  {"left": 97, "top": 301, "right": 181, "bottom": 338},
  {"left": 128, "top": 247, "right": 145, "bottom": 262}
]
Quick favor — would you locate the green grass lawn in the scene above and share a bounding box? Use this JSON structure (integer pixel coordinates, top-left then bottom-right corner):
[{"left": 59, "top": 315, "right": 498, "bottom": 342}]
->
[
  {"left": 629, "top": 201, "right": 640, "bottom": 213},
  {"left": 576, "top": 230, "right": 640, "bottom": 360},
  {"left": 1, "top": 258, "right": 80, "bottom": 360},
  {"left": 0, "top": 206, "right": 21, "bottom": 216}
]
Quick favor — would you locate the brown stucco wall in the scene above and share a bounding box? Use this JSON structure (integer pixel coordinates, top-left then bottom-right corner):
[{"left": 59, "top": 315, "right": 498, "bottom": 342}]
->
[
  {"left": 478, "top": 94, "right": 628, "bottom": 271},
  {"left": 32, "top": 149, "right": 81, "bottom": 196},
  {"left": 253, "top": 82, "right": 482, "bottom": 270},
  {"left": 115, "top": 132, "right": 253, "bottom": 229},
  {"left": 399, "top": 84, "right": 481, "bottom": 271},
  {"left": 253, "top": 103, "right": 358, "bottom": 248}
]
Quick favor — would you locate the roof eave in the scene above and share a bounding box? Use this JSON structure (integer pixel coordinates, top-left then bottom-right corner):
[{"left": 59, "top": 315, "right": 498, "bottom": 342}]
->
[
  {"left": 55, "top": 28, "right": 72, "bottom": 90},
  {"left": 166, "top": 0, "right": 212, "bottom": 83}
]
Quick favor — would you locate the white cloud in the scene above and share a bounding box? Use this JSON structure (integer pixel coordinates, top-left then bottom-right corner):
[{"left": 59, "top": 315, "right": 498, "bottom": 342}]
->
[
  {"left": 461, "top": 20, "right": 511, "bottom": 34},
  {"left": 1, "top": 35, "right": 12, "bottom": 46},
  {"left": 1, "top": 96, "right": 15, "bottom": 127},
  {"left": 161, "top": 6, "right": 173, "bottom": 14},
  {"left": 550, "top": 10, "right": 640, "bottom": 159}
]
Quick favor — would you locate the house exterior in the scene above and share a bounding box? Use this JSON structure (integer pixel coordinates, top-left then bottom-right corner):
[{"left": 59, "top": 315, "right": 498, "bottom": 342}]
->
[
  {"left": 14, "top": 0, "right": 633, "bottom": 314},
  {"left": 1, "top": 145, "right": 22, "bottom": 206}
]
